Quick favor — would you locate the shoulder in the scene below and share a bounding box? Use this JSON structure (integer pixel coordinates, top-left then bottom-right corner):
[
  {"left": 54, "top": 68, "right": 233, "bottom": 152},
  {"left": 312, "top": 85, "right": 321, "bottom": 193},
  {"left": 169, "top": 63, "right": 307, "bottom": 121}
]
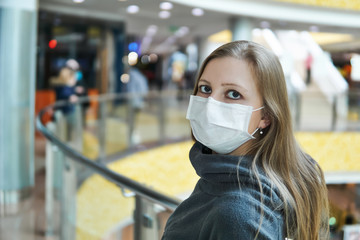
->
[
  {"left": 201, "top": 190, "right": 284, "bottom": 239},
  {"left": 211, "top": 190, "right": 283, "bottom": 220}
]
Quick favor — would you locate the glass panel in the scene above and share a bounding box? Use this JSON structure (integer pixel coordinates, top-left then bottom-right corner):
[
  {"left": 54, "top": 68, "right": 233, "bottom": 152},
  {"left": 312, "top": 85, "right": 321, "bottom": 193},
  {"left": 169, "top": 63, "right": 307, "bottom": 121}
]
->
[{"left": 37, "top": 89, "right": 360, "bottom": 240}]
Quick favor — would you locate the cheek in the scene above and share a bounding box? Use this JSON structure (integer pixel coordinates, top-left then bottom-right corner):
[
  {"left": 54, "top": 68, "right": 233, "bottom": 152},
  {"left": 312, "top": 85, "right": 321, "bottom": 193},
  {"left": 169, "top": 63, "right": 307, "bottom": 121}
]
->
[{"left": 247, "top": 111, "right": 262, "bottom": 133}]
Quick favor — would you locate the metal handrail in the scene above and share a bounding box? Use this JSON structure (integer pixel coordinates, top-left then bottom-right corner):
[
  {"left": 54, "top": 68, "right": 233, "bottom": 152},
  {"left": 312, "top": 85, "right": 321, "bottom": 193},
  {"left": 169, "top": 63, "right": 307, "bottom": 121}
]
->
[
  {"left": 36, "top": 89, "right": 360, "bottom": 211},
  {"left": 36, "top": 95, "right": 182, "bottom": 211}
]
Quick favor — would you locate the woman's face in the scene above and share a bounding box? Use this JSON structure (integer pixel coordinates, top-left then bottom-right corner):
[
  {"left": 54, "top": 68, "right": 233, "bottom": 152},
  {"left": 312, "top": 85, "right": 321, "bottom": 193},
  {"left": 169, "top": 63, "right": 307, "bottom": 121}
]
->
[{"left": 196, "top": 57, "right": 268, "bottom": 155}]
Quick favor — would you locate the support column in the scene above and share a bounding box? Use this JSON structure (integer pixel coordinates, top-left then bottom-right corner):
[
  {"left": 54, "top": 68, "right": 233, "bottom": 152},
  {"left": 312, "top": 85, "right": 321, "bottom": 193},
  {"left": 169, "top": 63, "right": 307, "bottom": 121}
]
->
[
  {"left": 230, "top": 17, "right": 254, "bottom": 41},
  {"left": 0, "top": 0, "right": 38, "bottom": 215}
]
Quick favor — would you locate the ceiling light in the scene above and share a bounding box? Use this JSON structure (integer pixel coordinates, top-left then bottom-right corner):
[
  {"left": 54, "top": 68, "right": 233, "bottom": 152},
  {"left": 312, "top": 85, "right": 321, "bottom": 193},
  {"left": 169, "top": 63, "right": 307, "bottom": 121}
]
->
[
  {"left": 159, "top": 11, "right": 171, "bottom": 19},
  {"left": 127, "top": 5, "right": 139, "bottom": 14},
  {"left": 149, "top": 53, "right": 158, "bottom": 63},
  {"left": 128, "top": 52, "right": 138, "bottom": 65},
  {"left": 141, "top": 55, "right": 150, "bottom": 64},
  {"left": 121, "top": 73, "right": 130, "bottom": 83},
  {"left": 192, "top": 8, "right": 204, "bottom": 16},
  {"left": 73, "top": 0, "right": 85, "bottom": 3},
  {"left": 128, "top": 42, "right": 139, "bottom": 52},
  {"left": 118, "top": 0, "right": 127, "bottom": 1},
  {"left": 160, "top": 2, "right": 173, "bottom": 10}
]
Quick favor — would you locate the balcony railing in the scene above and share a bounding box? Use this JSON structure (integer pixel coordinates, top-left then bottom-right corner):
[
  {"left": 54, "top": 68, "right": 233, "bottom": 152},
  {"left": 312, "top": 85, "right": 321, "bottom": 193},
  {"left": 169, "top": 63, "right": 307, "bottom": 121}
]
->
[{"left": 37, "top": 89, "right": 360, "bottom": 240}]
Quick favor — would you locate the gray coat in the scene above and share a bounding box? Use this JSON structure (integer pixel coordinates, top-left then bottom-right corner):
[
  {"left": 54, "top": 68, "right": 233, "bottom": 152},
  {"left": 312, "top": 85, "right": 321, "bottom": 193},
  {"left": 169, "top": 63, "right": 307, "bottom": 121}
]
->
[{"left": 161, "top": 142, "right": 285, "bottom": 240}]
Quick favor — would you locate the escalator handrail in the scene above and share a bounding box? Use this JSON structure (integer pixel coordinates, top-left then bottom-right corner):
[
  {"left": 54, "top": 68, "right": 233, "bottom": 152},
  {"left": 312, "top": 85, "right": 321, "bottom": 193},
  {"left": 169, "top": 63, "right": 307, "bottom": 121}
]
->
[{"left": 36, "top": 96, "right": 182, "bottom": 211}]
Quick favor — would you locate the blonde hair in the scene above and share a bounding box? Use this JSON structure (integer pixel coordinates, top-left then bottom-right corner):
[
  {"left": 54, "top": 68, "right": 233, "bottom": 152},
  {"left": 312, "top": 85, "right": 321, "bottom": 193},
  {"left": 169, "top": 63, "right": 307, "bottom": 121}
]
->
[{"left": 193, "top": 41, "right": 329, "bottom": 239}]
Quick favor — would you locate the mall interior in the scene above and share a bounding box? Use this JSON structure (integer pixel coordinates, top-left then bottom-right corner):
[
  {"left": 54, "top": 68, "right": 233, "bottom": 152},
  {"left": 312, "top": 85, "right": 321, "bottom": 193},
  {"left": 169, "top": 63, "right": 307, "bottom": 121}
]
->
[{"left": 1, "top": 0, "right": 360, "bottom": 239}]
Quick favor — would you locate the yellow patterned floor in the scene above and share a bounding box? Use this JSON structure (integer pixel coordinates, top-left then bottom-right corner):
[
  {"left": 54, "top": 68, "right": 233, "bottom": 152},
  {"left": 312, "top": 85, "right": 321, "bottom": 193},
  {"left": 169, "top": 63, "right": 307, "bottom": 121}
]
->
[
  {"left": 296, "top": 132, "right": 360, "bottom": 171},
  {"left": 76, "top": 132, "right": 360, "bottom": 239},
  {"left": 275, "top": 0, "right": 360, "bottom": 11}
]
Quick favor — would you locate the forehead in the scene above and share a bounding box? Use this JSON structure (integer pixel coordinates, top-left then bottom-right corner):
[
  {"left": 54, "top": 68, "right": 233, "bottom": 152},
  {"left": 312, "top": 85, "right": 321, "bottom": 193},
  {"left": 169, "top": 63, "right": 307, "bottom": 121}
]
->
[{"left": 200, "top": 57, "right": 258, "bottom": 90}]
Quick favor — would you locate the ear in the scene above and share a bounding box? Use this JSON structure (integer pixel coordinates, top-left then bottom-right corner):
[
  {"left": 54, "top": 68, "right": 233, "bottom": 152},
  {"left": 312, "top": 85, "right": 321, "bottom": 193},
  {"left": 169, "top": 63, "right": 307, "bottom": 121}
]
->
[{"left": 258, "top": 114, "right": 271, "bottom": 129}]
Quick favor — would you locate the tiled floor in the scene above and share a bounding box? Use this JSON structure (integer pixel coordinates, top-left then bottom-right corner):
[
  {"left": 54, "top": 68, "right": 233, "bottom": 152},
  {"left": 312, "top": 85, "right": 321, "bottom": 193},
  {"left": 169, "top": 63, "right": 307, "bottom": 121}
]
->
[
  {"left": 0, "top": 137, "right": 58, "bottom": 240},
  {"left": 0, "top": 169, "right": 52, "bottom": 240}
]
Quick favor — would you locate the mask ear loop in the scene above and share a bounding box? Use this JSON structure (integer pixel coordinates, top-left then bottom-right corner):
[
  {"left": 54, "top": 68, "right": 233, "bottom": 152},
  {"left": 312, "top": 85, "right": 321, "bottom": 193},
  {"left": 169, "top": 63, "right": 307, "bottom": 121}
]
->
[
  {"left": 251, "top": 106, "right": 265, "bottom": 136},
  {"left": 250, "top": 127, "right": 264, "bottom": 137},
  {"left": 251, "top": 127, "right": 260, "bottom": 136},
  {"left": 253, "top": 106, "right": 264, "bottom": 112}
]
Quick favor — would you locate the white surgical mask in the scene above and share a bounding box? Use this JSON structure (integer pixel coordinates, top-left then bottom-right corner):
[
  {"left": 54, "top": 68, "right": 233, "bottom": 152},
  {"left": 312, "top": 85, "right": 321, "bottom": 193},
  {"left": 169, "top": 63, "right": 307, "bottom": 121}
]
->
[{"left": 186, "top": 95, "right": 264, "bottom": 154}]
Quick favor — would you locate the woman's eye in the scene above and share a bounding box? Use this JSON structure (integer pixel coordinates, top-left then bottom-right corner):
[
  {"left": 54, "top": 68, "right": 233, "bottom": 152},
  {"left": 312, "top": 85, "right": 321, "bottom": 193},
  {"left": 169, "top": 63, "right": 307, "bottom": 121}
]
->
[
  {"left": 227, "top": 90, "right": 241, "bottom": 100},
  {"left": 199, "top": 85, "right": 212, "bottom": 94}
]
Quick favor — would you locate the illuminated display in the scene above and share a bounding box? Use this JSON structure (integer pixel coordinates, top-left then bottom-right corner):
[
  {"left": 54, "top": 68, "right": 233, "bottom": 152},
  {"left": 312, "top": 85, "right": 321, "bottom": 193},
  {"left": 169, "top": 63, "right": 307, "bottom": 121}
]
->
[{"left": 48, "top": 39, "right": 57, "bottom": 49}]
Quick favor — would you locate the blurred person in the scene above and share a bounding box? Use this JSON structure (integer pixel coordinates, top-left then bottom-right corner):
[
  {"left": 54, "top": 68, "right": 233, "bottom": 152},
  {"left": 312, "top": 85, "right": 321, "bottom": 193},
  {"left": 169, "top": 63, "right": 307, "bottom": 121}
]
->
[
  {"left": 168, "top": 48, "right": 188, "bottom": 99},
  {"left": 65, "top": 59, "right": 88, "bottom": 99},
  {"left": 127, "top": 66, "right": 149, "bottom": 110},
  {"left": 53, "top": 66, "right": 81, "bottom": 140},
  {"left": 305, "top": 52, "right": 313, "bottom": 85},
  {"left": 161, "top": 41, "right": 329, "bottom": 240},
  {"left": 53, "top": 67, "right": 78, "bottom": 115},
  {"left": 66, "top": 59, "right": 90, "bottom": 124},
  {"left": 126, "top": 66, "right": 149, "bottom": 144},
  {"left": 184, "top": 69, "right": 197, "bottom": 90}
]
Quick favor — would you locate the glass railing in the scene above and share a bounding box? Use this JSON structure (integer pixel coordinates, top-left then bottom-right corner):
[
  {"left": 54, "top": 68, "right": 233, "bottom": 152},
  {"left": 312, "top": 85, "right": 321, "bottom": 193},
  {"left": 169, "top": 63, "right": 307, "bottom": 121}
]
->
[
  {"left": 37, "top": 90, "right": 192, "bottom": 240},
  {"left": 37, "top": 89, "right": 360, "bottom": 240}
]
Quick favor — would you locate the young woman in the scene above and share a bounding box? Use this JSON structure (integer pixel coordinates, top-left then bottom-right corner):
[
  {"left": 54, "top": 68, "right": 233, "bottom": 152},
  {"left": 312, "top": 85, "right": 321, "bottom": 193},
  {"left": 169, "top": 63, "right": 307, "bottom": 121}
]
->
[{"left": 161, "top": 41, "right": 329, "bottom": 239}]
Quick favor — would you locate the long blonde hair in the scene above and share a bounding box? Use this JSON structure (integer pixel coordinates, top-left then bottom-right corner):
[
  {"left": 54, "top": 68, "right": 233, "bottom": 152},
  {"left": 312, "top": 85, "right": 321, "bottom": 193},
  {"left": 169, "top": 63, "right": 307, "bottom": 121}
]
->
[{"left": 193, "top": 41, "right": 329, "bottom": 239}]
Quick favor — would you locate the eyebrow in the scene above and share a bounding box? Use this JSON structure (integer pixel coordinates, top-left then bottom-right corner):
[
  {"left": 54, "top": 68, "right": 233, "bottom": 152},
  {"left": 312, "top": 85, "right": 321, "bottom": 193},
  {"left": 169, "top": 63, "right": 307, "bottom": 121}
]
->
[
  {"left": 198, "top": 79, "right": 210, "bottom": 84},
  {"left": 198, "top": 79, "right": 248, "bottom": 92}
]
